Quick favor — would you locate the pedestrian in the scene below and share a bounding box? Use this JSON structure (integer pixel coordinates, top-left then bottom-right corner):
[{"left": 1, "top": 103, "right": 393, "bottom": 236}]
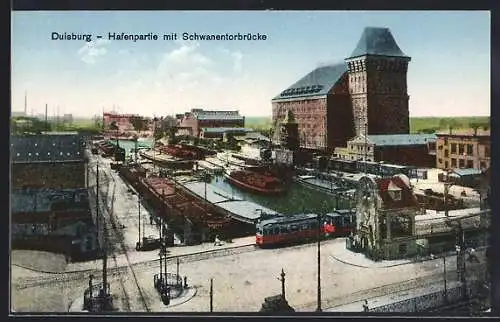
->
[
  {"left": 214, "top": 235, "right": 221, "bottom": 246},
  {"left": 363, "top": 300, "right": 369, "bottom": 312},
  {"left": 467, "top": 247, "right": 480, "bottom": 263}
]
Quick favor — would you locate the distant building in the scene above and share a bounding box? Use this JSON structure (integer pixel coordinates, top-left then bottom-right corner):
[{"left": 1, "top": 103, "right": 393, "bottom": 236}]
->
[
  {"left": 272, "top": 27, "right": 411, "bottom": 152},
  {"left": 103, "top": 112, "right": 138, "bottom": 132},
  {"left": 435, "top": 128, "right": 490, "bottom": 170},
  {"left": 12, "top": 111, "right": 27, "bottom": 117},
  {"left": 62, "top": 113, "right": 73, "bottom": 123},
  {"left": 177, "top": 108, "right": 245, "bottom": 138},
  {"left": 334, "top": 134, "right": 437, "bottom": 168}
]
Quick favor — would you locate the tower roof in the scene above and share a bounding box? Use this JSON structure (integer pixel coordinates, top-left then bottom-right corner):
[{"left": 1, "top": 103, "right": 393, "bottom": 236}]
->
[{"left": 348, "top": 27, "right": 409, "bottom": 59}]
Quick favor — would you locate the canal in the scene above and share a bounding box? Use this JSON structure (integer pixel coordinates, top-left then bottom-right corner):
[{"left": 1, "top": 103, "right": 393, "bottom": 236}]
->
[
  {"left": 110, "top": 140, "right": 354, "bottom": 215},
  {"left": 209, "top": 175, "right": 354, "bottom": 216}
]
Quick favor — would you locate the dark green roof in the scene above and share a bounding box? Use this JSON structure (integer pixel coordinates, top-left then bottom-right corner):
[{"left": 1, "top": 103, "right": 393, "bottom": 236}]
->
[
  {"left": 201, "top": 127, "right": 253, "bottom": 133},
  {"left": 348, "top": 27, "right": 408, "bottom": 59},
  {"left": 272, "top": 62, "right": 347, "bottom": 101}
]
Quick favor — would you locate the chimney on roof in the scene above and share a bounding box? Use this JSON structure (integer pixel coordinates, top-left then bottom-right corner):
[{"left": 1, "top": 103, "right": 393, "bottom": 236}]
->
[
  {"left": 448, "top": 126, "right": 452, "bottom": 135},
  {"left": 473, "top": 127, "right": 478, "bottom": 136}
]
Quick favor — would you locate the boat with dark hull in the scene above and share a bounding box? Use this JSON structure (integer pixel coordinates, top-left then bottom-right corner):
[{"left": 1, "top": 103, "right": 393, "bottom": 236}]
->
[
  {"left": 224, "top": 169, "right": 287, "bottom": 195},
  {"left": 119, "top": 164, "right": 241, "bottom": 244},
  {"left": 139, "top": 149, "right": 194, "bottom": 170}
]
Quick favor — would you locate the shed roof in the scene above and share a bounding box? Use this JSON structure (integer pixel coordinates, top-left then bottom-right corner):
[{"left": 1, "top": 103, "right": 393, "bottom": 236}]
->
[
  {"left": 272, "top": 62, "right": 347, "bottom": 101},
  {"left": 193, "top": 110, "right": 244, "bottom": 121},
  {"left": 201, "top": 127, "right": 254, "bottom": 134},
  {"left": 351, "top": 134, "right": 437, "bottom": 147},
  {"left": 348, "top": 27, "right": 409, "bottom": 59},
  {"left": 450, "top": 168, "right": 483, "bottom": 177}
]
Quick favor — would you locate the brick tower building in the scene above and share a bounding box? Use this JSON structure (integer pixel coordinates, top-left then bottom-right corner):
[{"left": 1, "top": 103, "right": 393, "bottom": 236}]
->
[
  {"left": 346, "top": 27, "right": 411, "bottom": 136},
  {"left": 271, "top": 27, "right": 411, "bottom": 152}
]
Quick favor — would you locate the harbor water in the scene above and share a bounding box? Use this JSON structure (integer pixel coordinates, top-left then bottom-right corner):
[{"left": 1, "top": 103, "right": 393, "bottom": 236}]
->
[
  {"left": 113, "top": 139, "right": 154, "bottom": 157},
  {"left": 210, "top": 175, "right": 354, "bottom": 216}
]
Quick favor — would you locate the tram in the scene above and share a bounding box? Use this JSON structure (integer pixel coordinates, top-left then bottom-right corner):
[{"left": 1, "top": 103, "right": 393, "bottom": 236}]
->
[{"left": 255, "top": 210, "right": 356, "bottom": 247}]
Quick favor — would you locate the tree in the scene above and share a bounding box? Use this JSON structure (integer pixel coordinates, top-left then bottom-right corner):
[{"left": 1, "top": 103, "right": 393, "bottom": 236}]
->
[
  {"left": 130, "top": 116, "right": 147, "bottom": 134},
  {"left": 109, "top": 120, "right": 118, "bottom": 131}
]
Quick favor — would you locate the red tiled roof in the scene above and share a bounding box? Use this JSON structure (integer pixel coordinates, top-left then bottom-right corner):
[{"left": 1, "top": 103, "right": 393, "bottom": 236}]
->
[{"left": 376, "top": 175, "right": 419, "bottom": 209}]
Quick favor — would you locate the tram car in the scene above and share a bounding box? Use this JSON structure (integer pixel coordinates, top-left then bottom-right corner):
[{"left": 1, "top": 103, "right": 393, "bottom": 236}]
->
[
  {"left": 324, "top": 209, "right": 356, "bottom": 236},
  {"left": 255, "top": 210, "right": 357, "bottom": 247}
]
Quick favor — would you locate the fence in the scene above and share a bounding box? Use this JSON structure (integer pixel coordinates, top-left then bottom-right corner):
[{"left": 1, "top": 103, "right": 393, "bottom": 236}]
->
[{"left": 369, "top": 280, "right": 486, "bottom": 313}]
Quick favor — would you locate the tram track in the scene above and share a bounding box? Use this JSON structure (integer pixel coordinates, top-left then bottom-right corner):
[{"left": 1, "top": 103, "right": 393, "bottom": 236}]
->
[{"left": 13, "top": 244, "right": 258, "bottom": 290}]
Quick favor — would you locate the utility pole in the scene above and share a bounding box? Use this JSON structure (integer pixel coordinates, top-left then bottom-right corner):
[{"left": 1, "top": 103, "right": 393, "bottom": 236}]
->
[
  {"left": 176, "top": 257, "right": 180, "bottom": 286},
  {"left": 364, "top": 122, "right": 368, "bottom": 173},
  {"left": 316, "top": 214, "right": 322, "bottom": 312},
  {"left": 45, "top": 104, "right": 48, "bottom": 130},
  {"left": 443, "top": 255, "right": 448, "bottom": 303},
  {"left": 138, "top": 194, "right": 141, "bottom": 246},
  {"left": 210, "top": 278, "right": 214, "bottom": 312},
  {"left": 159, "top": 215, "right": 163, "bottom": 282},
  {"left": 96, "top": 163, "right": 100, "bottom": 248}
]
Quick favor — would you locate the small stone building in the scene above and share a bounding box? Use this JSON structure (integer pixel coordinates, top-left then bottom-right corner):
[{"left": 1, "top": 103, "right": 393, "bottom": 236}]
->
[{"left": 350, "top": 174, "right": 421, "bottom": 260}]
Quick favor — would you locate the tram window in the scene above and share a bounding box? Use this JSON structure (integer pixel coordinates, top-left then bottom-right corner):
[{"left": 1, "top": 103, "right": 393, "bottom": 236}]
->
[
  {"left": 273, "top": 226, "right": 280, "bottom": 235},
  {"left": 280, "top": 225, "right": 289, "bottom": 234},
  {"left": 301, "top": 222, "right": 310, "bottom": 230},
  {"left": 257, "top": 227, "right": 263, "bottom": 235},
  {"left": 311, "top": 221, "right": 318, "bottom": 229},
  {"left": 290, "top": 224, "right": 299, "bottom": 232},
  {"left": 263, "top": 228, "right": 270, "bottom": 236}
]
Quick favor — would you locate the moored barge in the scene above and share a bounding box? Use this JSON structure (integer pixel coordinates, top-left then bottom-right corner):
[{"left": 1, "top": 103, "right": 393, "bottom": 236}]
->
[
  {"left": 224, "top": 169, "right": 287, "bottom": 195},
  {"left": 119, "top": 164, "right": 243, "bottom": 244}
]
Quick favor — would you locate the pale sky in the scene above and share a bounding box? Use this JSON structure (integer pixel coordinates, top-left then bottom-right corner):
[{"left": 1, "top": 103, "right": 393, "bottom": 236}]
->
[{"left": 11, "top": 11, "right": 490, "bottom": 118}]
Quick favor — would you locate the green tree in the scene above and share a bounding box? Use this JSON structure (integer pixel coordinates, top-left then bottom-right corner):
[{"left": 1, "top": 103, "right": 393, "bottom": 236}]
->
[{"left": 130, "top": 116, "right": 146, "bottom": 134}]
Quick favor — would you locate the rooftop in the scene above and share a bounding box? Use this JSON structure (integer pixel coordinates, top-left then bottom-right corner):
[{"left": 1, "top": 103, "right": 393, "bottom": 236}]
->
[
  {"left": 192, "top": 109, "right": 244, "bottom": 121},
  {"left": 436, "top": 129, "right": 490, "bottom": 137},
  {"left": 11, "top": 134, "right": 85, "bottom": 164},
  {"left": 348, "top": 27, "right": 409, "bottom": 59},
  {"left": 201, "top": 127, "right": 254, "bottom": 133},
  {"left": 351, "top": 134, "right": 437, "bottom": 147},
  {"left": 272, "top": 62, "right": 347, "bottom": 101},
  {"left": 450, "top": 168, "right": 483, "bottom": 177}
]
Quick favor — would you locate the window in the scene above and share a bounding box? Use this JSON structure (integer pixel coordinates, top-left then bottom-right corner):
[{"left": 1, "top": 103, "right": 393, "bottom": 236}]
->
[
  {"left": 451, "top": 143, "right": 457, "bottom": 154},
  {"left": 290, "top": 224, "right": 299, "bottom": 232},
  {"left": 451, "top": 158, "right": 457, "bottom": 168},
  {"left": 445, "top": 161, "right": 449, "bottom": 169},
  {"left": 485, "top": 146, "right": 490, "bottom": 157},
  {"left": 280, "top": 225, "right": 289, "bottom": 234},
  {"left": 459, "top": 159, "right": 465, "bottom": 168},
  {"left": 458, "top": 144, "right": 464, "bottom": 155},
  {"left": 467, "top": 160, "right": 474, "bottom": 168},
  {"left": 438, "top": 158, "right": 443, "bottom": 164},
  {"left": 444, "top": 150, "right": 449, "bottom": 157},
  {"left": 480, "top": 161, "right": 486, "bottom": 169},
  {"left": 467, "top": 144, "right": 473, "bottom": 155}
]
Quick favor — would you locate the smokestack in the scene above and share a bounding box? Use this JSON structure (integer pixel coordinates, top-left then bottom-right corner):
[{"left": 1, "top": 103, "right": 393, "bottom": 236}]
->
[
  {"left": 24, "top": 91, "right": 27, "bottom": 115},
  {"left": 45, "top": 104, "right": 48, "bottom": 128}
]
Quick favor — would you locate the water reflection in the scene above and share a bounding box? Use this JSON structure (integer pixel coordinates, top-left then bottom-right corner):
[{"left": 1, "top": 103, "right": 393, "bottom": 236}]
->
[{"left": 210, "top": 175, "right": 353, "bottom": 215}]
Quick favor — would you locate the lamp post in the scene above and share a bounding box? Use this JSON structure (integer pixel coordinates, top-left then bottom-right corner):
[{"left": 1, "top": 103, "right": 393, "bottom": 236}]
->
[
  {"left": 316, "top": 213, "right": 322, "bottom": 312},
  {"left": 278, "top": 268, "right": 286, "bottom": 300}
]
